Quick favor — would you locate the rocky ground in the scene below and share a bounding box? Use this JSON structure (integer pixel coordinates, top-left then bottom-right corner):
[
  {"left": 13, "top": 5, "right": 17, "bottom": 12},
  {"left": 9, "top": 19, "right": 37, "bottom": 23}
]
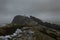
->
[{"left": 0, "top": 26, "right": 60, "bottom": 40}]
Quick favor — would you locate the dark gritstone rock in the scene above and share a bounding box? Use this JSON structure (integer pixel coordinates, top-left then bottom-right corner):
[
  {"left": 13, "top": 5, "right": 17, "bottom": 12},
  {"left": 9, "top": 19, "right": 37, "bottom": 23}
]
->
[
  {"left": 12, "top": 15, "right": 31, "bottom": 25},
  {"left": 12, "top": 15, "right": 38, "bottom": 26}
]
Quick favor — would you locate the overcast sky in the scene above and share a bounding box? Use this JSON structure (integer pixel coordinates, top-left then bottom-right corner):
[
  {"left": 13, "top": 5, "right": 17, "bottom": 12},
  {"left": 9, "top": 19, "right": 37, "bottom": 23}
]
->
[{"left": 0, "top": 0, "right": 60, "bottom": 24}]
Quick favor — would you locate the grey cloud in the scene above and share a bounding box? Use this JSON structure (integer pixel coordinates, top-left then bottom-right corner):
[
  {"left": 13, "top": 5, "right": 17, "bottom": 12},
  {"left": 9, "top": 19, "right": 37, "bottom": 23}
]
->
[{"left": 0, "top": 0, "right": 60, "bottom": 24}]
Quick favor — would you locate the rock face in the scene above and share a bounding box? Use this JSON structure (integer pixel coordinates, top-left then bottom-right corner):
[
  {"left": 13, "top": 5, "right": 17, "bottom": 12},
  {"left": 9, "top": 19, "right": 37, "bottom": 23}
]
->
[
  {"left": 12, "top": 15, "right": 38, "bottom": 26},
  {"left": 12, "top": 15, "right": 30, "bottom": 24},
  {"left": 12, "top": 15, "right": 43, "bottom": 25}
]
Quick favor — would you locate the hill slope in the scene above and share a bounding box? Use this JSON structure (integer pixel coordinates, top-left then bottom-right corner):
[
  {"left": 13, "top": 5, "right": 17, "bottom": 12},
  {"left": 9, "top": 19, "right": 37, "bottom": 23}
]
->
[{"left": 0, "top": 15, "right": 60, "bottom": 40}]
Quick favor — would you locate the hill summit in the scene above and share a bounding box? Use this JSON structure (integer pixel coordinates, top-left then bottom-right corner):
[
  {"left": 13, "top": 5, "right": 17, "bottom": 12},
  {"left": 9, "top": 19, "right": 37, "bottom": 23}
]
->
[
  {"left": 12, "top": 15, "right": 60, "bottom": 31},
  {"left": 12, "top": 15, "right": 38, "bottom": 26}
]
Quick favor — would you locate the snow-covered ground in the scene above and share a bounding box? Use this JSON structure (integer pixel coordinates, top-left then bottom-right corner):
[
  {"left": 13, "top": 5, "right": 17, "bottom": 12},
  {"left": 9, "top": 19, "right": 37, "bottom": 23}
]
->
[{"left": 0, "top": 27, "right": 34, "bottom": 40}]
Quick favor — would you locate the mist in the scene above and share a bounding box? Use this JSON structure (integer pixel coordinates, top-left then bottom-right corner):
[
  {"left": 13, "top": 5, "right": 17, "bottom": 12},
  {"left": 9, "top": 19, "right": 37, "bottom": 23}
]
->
[{"left": 0, "top": 0, "right": 60, "bottom": 24}]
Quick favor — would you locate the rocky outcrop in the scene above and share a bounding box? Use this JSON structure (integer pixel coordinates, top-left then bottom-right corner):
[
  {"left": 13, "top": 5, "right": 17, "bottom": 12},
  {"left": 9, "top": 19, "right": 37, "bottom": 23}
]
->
[
  {"left": 12, "top": 15, "right": 30, "bottom": 24},
  {"left": 12, "top": 15, "right": 38, "bottom": 26}
]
